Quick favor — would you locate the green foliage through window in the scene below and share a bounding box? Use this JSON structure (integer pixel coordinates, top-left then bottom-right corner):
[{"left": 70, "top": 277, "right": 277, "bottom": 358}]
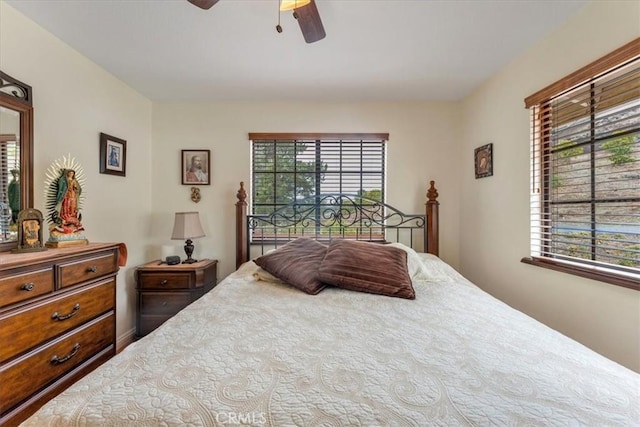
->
[
  {"left": 602, "top": 134, "right": 635, "bottom": 166},
  {"left": 252, "top": 139, "right": 386, "bottom": 217},
  {"left": 555, "top": 139, "right": 584, "bottom": 158}
]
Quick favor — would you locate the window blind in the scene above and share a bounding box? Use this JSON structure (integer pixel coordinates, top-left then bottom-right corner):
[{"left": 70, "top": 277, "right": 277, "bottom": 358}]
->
[
  {"left": 528, "top": 49, "right": 640, "bottom": 288},
  {"left": 252, "top": 137, "right": 386, "bottom": 214},
  {"left": 0, "top": 136, "right": 19, "bottom": 205},
  {"left": 0, "top": 142, "right": 8, "bottom": 205},
  {"left": 250, "top": 134, "right": 387, "bottom": 240}
]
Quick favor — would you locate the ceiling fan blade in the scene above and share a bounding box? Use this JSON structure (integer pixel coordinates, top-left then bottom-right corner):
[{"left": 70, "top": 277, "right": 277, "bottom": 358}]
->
[
  {"left": 294, "top": 0, "right": 326, "bottom": 43},
  {"left": 187, "top": 0, "right": 220, "bottom": 10}
]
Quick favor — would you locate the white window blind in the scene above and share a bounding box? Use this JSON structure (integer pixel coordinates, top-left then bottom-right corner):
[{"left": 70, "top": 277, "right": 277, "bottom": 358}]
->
[
  {"left": 0, "top": 142, "right": 7, "bottom": 203},
  {"left": 0, "top": 138, "right": 19, "bottom": 204}
]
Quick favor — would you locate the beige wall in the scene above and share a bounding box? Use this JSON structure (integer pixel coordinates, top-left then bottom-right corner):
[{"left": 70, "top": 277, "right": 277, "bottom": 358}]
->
[
  {"left": 459, "top": 0, "right": 640, "bottom": 372},
  {"left": 0, "top": 2, "right": 154, "bottom": 346},
  {"left": 151, "top": 101, "right": 461, "bottom": 279}
]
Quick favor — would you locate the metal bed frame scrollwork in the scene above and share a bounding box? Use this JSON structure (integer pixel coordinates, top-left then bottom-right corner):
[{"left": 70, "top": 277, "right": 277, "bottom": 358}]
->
[{"left": 235, "top": 181, "right": 439, "bottom": 268}]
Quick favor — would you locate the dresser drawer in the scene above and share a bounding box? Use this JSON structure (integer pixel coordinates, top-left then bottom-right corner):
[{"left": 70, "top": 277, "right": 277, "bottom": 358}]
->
[
  {"left": 0, "top": 313, "right": 114, "bottom": 414},
  {"left": 0, "top": 279, "right": 115, "bottom": 363},
  {"left": 137, "top": 272, "right": 191, "bottom": 290},
  {"left": 57, "top": 252, "right": 118, "bottom": 289},
  {"left": 139, "top": 292, "right": 192, "bottom": 315},
  {"left": 0, "top": 268, "right": 54, "bottom": 308}
]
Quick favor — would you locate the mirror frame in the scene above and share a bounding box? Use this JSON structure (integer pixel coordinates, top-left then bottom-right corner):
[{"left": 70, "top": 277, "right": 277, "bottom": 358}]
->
[{"left": 0, "top": 71, "right": 34, "bottom": 252}]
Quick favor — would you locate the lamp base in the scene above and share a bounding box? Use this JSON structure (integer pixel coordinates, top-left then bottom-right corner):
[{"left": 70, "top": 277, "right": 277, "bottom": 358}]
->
[{"left": 182, "top": 239, "right": 198, "bottom": 264}]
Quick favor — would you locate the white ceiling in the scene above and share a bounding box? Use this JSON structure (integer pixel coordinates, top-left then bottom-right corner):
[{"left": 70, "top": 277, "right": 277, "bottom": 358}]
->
[{"left": 6, "top": 0, "right": 587, "bottom": 102}]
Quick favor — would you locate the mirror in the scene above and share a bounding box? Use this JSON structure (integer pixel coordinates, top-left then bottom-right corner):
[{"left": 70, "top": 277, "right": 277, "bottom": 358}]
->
[{"left": 0, "top": 71, "right": 33, "bottom": 252}]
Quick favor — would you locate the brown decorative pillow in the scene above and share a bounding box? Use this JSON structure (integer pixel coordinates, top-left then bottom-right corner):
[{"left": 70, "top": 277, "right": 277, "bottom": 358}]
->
[
  {"left": 253, "top": 238, "right": 328, "bottom": 295},
  {"left": 318, "top": 239, "right": 415, "bottom": 299}
]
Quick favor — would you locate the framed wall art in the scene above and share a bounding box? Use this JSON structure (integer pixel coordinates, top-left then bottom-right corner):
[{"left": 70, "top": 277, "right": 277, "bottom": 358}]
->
[
  {"left": 100, "top": 132, "right": 127, "bottom": 177},
  {"left": 474, "top": 143, "right": 493, "bottom": 179},
  {"left": 182, "top": 149, "right": 210, "bottom": 185}
]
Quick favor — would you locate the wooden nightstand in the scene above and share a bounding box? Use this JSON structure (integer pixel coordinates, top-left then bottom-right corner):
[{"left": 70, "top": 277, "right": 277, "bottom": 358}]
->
[{"left": 135, "top": 259, "right": 218, "bottom": 338}]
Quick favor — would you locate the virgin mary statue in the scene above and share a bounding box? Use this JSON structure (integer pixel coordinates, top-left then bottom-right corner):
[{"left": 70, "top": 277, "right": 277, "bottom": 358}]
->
[
  {"left": 53, "top": 169, "right": 84, "bottom": 233},
  {"left": 45, "top": 156, "right": 88, "bottom": 247}
]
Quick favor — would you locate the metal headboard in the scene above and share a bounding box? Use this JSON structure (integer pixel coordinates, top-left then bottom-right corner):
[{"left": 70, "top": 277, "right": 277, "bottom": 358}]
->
[
  {"left": 235, "top": 181, "right": 440, "bottom": 268},
  {"left": 248, "top": 193, "right": 426, "bottom": 255}
]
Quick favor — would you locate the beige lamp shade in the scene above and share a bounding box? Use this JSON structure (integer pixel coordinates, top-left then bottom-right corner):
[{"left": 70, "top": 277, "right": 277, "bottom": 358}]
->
[
  {"left": 171, "top": 212, "right": 205, "bottom": 240},
  {"left": 279, "top": 0, "right": 310, "bottom": 11}
]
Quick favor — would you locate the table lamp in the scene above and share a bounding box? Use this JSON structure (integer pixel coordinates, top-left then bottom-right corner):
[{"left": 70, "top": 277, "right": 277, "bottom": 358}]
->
[{"left": 171, "top": 212, "right": 205, "bottom": 264}]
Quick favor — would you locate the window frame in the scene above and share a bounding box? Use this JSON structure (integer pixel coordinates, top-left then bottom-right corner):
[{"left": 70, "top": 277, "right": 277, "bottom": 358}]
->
[{"left": 522, "top": 38, "right": 640, "bottom": 291}]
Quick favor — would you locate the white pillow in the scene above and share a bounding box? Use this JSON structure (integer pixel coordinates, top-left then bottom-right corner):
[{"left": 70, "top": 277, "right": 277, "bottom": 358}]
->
[
  {"left": 389, "top": 243, "right": 452, "bottom": 283},
  {"left": 252, "top": 267, "right": 288, "bottom": 285}
]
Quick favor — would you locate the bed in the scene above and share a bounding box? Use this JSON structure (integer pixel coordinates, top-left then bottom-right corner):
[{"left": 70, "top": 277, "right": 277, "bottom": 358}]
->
[{"left": 22, "top": 182, "right": 640, "bottom": 426}]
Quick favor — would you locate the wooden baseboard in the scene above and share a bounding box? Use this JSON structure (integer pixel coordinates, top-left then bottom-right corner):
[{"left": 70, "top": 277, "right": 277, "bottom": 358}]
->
[{"left": 116, "top": 327, "right": 136, "bottom": 353}]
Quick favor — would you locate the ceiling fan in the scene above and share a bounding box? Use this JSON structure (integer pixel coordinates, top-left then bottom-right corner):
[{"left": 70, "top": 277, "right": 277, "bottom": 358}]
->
[{"left": 187, "top": 0, "right": 326, "bottom": 44}]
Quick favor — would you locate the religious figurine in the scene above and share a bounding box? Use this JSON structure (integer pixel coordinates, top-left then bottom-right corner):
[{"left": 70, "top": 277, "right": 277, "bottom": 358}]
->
[
  {"left": 51, "top": 169, "right": 84, "bottom": 233},
  {"left": 44, "top": 155, "right": 88, "bottom": 247},
  {"left": 12, "top": 208, "right": 47, "bottom": 253}
]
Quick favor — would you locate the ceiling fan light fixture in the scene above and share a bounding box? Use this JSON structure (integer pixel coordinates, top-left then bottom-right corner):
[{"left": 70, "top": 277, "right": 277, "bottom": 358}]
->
[{"left": 279, "top": 0, "right": 311, "bottom": 11}]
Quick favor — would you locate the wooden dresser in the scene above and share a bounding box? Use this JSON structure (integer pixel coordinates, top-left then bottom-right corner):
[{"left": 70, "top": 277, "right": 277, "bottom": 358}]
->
[{"left": 0, "top": 242, "right": 124, "bottom": 427}]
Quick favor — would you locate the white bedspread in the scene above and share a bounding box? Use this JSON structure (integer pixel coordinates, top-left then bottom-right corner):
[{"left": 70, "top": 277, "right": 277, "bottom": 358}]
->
[{"left": 23, "top": 251, "right": 640, "bottom": 426}]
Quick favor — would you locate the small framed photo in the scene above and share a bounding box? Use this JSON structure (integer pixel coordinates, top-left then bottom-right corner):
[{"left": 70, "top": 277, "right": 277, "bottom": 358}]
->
[
  {"left": 474, "top": 143, "right": 493, "bottom": 179},
  {"left": 100, "top": 132, "right": 127, "bottom": 177},
  {"left": 182, "top": 149, "right": 210, "bottom": 185},
  {"left": 12, "top": 208, "right": 46, "bottom": 253}
]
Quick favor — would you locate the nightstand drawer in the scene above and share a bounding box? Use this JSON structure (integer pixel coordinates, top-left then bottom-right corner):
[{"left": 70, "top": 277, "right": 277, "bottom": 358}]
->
[
  {"left": 0, "top": 279, "right": 115, "bottom": 363},
  {"left": 57, "top": 252, "right": 118, "bottom": 289},
  {"left": 137, "top": 273, "right": 191, "bottom": 290},
  {"left": 0, "top": 268, "right": 54, "bottom": 308},
  {"left": 139, "top": 292, "right": 192, "bottom": 315},
  {"left": 0, "top": 313, "right": 114, "bottom": 413}
]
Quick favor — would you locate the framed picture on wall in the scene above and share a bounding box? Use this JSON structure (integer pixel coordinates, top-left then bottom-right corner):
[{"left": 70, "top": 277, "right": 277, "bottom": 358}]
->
[
  {"left": 474, "top": 143, "right": 493, "bottom": 179},
  {"left": 182, "top": 149, "right": 211, "bottom": 185},
  {"left": 99, "top": 133, "right": 127, "bottom": 177}
]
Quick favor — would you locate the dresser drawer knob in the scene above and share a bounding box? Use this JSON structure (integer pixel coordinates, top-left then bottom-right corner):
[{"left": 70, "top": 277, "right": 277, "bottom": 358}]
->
[
  {"left": 52, "top": 303, "right": 81, "bottom": 321},
  {"left": 20, "top": 283, "right": 35, "bottom": 291},
  {"left": 87, "top": 265, "right": 98, "bottom": 273},
  {"left": 51, "top": 343, "right": 80, "bottom": 365},
  {"left": 160, "top": 279, "right": 168, "bottom": 285}
]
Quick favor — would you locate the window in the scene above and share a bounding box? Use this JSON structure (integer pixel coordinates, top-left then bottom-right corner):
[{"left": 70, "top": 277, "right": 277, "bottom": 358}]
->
[
  {"left": 0, "top": 134, "right": 19, "bottom": 235},
  {"left": 523, "top": 39, "right": 640, "bottom": 290},
  {"left": 249, "top": 132, "right": 387, "bottom": 239}
]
